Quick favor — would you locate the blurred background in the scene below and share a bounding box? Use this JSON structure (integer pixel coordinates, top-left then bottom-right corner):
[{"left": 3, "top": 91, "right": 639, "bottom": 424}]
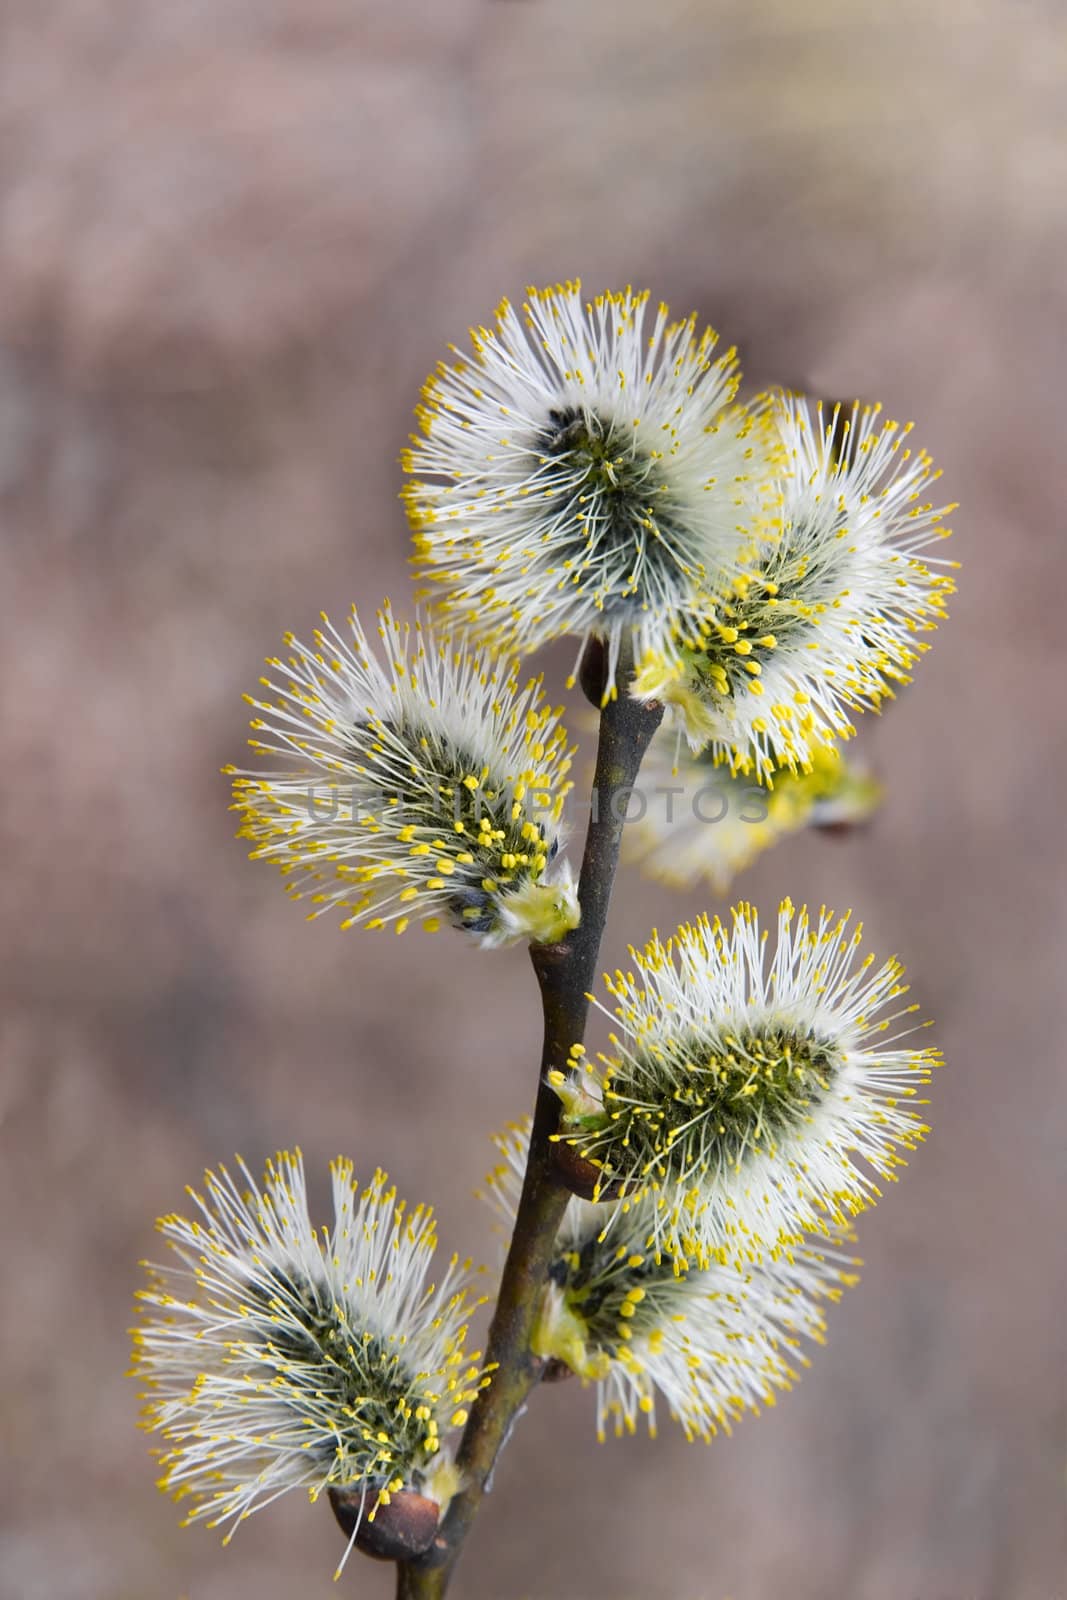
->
[{"left": 1, "top": 2, "right": 1064, "bottom": 1597}]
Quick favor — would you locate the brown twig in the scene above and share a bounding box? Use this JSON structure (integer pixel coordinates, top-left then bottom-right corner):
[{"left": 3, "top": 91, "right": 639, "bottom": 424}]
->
[{"left": 394, "top": 641, "right": 663, "bottom": 1597}]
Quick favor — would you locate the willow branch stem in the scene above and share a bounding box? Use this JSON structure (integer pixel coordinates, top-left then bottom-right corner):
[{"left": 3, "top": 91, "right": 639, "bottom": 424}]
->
[
  {"left": 395, "top": 646, "right": 663, "bottom": 1598},
  {"left": 395, "top": 1566, "right": 438, "bottom": 1600}
]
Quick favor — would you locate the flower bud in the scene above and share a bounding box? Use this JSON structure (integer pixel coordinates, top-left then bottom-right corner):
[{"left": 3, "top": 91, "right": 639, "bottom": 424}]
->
[
  {"left": 328, "top": 1484, "right": 440, "bottom": 1564},
  {"left": 551, "top": 1137, "right": 627, "bottom": 1202},
  {"left": 559, "top": 900, "right": 940, "bottom": 1264},
  {"left": 403, "top": 283, "right": 776, "bottom": 700},
  {"left": 577, "top": 636, "right": 609, "bottom": 709},
  {"left": 539, "top": 1356, "right": 576, "bottom": 1384},
  {"left": 621, "top": 732, "right": 883, "bottom": 894},
  {"left": 634, "top": 393, "right": 957, "bottom": 780},
  {"left": 486, "top": 1120, "right": 861, "bottom": 1443},
  {"left": 131, "top": 1153, "right": 486, "bottom": 1573},
  {"left": 230, "top": 602, "right": 580, "bottom": 948}
]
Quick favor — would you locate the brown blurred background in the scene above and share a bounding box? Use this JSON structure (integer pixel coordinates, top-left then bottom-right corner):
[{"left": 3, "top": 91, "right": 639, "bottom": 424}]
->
[{"left": 1, "top": 2, "right": 1064, "bottom": 1597}]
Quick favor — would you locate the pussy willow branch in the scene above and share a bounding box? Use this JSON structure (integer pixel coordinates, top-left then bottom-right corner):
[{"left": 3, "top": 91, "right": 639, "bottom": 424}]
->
[{"left": 396, "top": 643, "right": 663, "bottom": 1598}]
